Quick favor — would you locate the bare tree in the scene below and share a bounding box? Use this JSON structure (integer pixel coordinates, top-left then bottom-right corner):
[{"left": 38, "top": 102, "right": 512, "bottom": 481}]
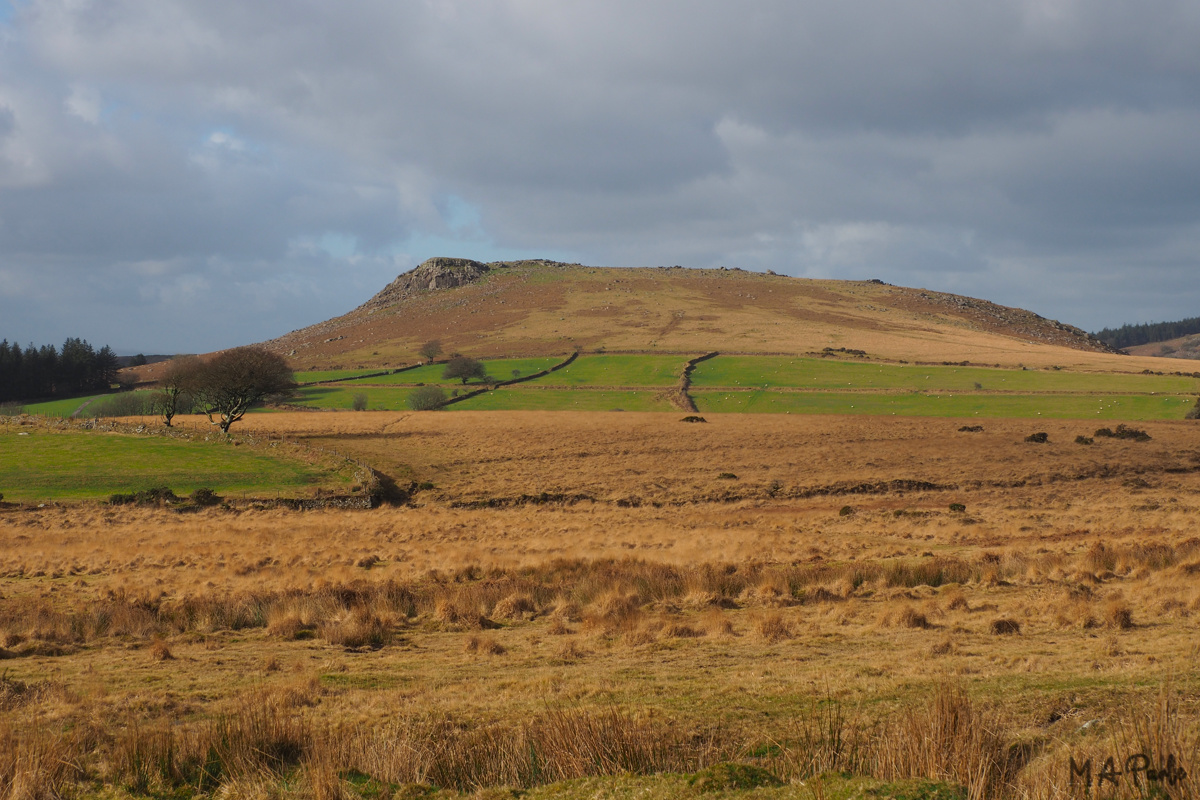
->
[
  {"left": 442, "top": 354, "right": 488, "bottom": 385},
  {"left": 153, "top": 355, "right": 199, "bottom": 427},
  {"left": 185, "top": 347, "right": 294, "bottom": 433},
  {"left": 418, "top": 340, "right": 443, "bottom": 364}
]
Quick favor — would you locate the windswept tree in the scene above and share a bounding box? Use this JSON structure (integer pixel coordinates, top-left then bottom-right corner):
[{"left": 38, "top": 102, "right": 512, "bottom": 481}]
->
[
  {"left": 185, "top": 347, "right": 294, "bottom": 433},
  {"left": 153, "top": 356, "right": 200, "bottom": 427},
  {"left": 418, "top": 339, "right": 443, "bottom": 364},
  {"left": 442, "top": 354, "right": 488, "bottom": 385}
]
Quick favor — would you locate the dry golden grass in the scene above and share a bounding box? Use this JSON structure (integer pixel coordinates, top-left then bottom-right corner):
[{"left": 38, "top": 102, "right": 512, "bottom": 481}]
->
[{"left": 3, "top": 410, "right": 1200, "bottom": 797}]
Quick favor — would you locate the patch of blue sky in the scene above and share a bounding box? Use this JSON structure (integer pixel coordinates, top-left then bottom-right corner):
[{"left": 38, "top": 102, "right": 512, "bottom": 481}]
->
[
  {"left": 319, "top": 233, "right": 357, "bottom": 259},
  {"left": 394, "top": 194, "right": 579, "bottom": 265}
]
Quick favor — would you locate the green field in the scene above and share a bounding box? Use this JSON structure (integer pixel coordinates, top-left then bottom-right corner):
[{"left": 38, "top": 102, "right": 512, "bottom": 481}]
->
[
  {"left": 0, "top": 428, "right": 349, "bottom": 501},
  {"left": 340, "top": 357, "right": 562, "bottom": 386},
  {"left": 22, "top": 394, "right": 111, "bottom": 417},
  {"left": 528, "top": 355, "right": 688, "bottom": 387},
  {"left": 693, "top": 390, "right": 1197, "bottom": 419},
  {"left": 690, "top": 356, "right": 1200, "bottom": 394},
  {"left": 292, "top": 385, "right": 425, "bottom": 411},
  {"left": 201, "top": 354, "right": 1200, "bottom": 419},
  {"left": 295, "top": 368, "right": 391, "bottom": 383},
  {"left": 452, "top": 388, "right": 675, "bottom": 412}
]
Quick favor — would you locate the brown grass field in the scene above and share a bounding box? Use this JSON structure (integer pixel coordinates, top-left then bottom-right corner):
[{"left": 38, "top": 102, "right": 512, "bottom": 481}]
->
[{"left": 3, "top": 410, "right": 1200, "bottom": 798}]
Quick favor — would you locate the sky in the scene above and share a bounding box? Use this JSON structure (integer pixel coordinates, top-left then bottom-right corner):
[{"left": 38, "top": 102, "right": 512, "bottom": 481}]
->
[{"left": 2, "top": 1, "right": 1199, "bottom": 353}]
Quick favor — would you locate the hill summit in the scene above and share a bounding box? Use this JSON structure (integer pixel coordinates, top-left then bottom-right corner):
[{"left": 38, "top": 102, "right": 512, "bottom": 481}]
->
[{"left": 263, "top": 258, "right": 1127, "bottom": 370}]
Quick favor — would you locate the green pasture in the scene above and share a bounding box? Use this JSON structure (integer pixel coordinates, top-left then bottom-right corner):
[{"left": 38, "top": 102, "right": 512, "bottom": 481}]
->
[
  {"left": 340, "top": 357, "right": 561, "bottom": 386},
  {"left": 291, "top": 385, "right": 423, "bottom": 411},
  {"left": 0, "top": 428, "right": 348, "bottom": 501},
  {"left": 295, "top": 368, "right": 389, "bottom": 384},
  {"left": 693, "top": 390, "right": 1197, "bottom": 420},
  {"left": 528, "top": 354, "right": 687, "bottom": 387},
  {"left": 22, "top": 394, "right": 111, "bottom": 417},
  {"left": 689, "top": 356, "right": 1200, "bottom": 394},
  {"left": 451, "top": 388, "right": 675, "bottom": 412}
]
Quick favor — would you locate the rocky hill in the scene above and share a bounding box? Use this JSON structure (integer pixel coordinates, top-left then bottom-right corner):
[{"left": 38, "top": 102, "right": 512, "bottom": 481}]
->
[{"left": 251, "top": 257, "right": 1147, "bottom": 372}]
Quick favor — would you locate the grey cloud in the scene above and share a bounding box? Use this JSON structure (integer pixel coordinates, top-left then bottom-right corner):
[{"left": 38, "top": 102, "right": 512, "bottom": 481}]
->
[{"left": 2, "top": 0, "right": 1200, "bottom": 349}]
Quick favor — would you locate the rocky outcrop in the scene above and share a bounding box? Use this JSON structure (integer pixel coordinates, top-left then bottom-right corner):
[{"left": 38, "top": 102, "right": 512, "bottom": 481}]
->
[
  {"left": 358, "top": 257, "right": 490, "bottom": 310},
  {"left": 902, "top": 289, "right": 1120, "bottom": 354}
]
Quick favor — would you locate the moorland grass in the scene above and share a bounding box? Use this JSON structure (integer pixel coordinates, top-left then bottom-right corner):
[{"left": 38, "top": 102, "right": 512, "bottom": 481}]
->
[
  {"left": 0, "top": 427, "right": 348, "bottom": 501},
  {"left": 693, "top": 390, "right": 1197, "bottom": 419},
  {"left": 5, "top": 412, "right": 1200, "bottom": 798},
  {"left": 690, "top": 355, "right": 1200, "bottom": 394}
]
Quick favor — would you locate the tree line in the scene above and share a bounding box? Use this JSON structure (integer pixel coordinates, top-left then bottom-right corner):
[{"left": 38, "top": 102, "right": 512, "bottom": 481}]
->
[
  {"left": 1094, "top": 316, "right": 1200, "bottom": 350},
  {"left": 0, "top": 338, "right": 119, "bottom": 403}
]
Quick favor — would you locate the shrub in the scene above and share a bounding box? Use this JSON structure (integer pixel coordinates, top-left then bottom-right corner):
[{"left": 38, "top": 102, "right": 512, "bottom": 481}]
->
[
  {"left": 407, "top": 386, "right": 447, "bottom": 411},
  {"left": 958, "top": 425, "right": 983, "bottom": 432},
  {"left": 0, "top": 402, "right": 23, "bottom": 416},
  {"left": 1024, "top": 432, "right": 1048, "bottom": 443},
  {"left": 109, "top": 487, "right": 179, "bottom": 506},
  {"left": 680, "top": 415, "right": 707, "bottom": 423},
  {"left": 990, "top": 618, "right": 1021, "bottom": 635},
  {"left": 949, "top": 503, "right": 966, "bottom": 513},
  {"left": 1075, "top": 435, "right": 1094, "bottom": 445},
  {"left": 839, "top": 505, "right": 855, "bottom": 516},
  {"left": 1186, "top": 398, "right": 1200, "bottom": 420},
  {"left": 717, "top": 472, "right": 737, "bottom": 480},
  {"left": 351, "top": 393, "right": 368, "bottom": 411},
  {"left": 190, "top": 488, "right": 221, "bottom": 507},
  {"left": 1095, "top": 424, "right": 1151, "bottom": 441}
]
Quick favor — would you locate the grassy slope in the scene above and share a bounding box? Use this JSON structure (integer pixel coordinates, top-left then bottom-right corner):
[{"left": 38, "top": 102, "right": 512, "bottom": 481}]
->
[{"left": 0, "top": 427, "right": 349, "bottom": 501}]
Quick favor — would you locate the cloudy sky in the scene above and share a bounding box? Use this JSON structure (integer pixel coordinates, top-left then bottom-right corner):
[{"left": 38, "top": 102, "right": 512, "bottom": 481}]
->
[{"left": 2, "top": 1, "right": 1199, "bottom": 353}]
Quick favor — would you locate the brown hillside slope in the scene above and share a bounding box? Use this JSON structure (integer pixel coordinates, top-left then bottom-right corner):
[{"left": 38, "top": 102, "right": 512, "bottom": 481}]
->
[
  {"left": 1126, "top": 332, "right": 1200, "bottom": 360},
  {"left": 244, "top": 258, "right": 1178, "bottom": 373}
]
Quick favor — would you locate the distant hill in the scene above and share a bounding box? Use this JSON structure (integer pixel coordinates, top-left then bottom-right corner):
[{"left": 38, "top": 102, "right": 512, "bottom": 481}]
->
[
  {"left": 1095, "top": 317, "right": 1200, "bottom": 357},
  {"left": 129, "top": 257, "right": 1195, "bottom": 385},
  {"left": 1124, "top": 333, "right": 1200, "bottom": 360}
]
